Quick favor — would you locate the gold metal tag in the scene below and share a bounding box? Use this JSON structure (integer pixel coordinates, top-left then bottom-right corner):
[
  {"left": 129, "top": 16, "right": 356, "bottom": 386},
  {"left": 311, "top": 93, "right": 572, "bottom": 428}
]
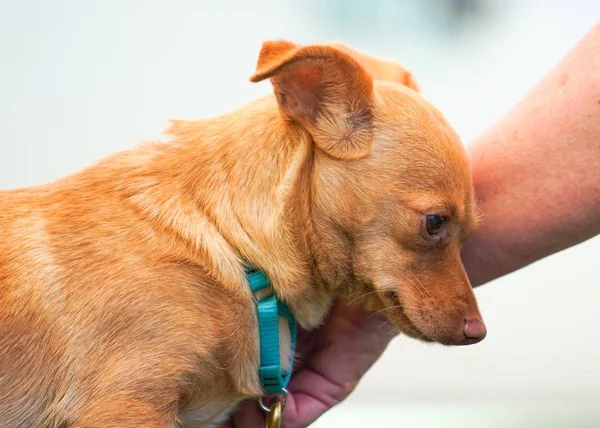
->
[{"left": 265, "top": 396, "right": 282, "bottom": 428}]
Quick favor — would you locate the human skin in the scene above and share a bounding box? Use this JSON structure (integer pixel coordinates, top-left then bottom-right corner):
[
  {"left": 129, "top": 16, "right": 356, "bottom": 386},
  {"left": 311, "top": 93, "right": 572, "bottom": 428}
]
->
[
  {"left": 225, "top": 23, "right": 600, "bottom": 428},
  {"left": 461, "top": 23, "right": 600, "bottom": 286}
]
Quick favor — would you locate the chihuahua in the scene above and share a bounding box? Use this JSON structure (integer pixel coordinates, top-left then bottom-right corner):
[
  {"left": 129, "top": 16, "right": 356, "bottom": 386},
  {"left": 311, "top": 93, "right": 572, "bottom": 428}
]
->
[{"left": 0, "top": 40, "right": 485, "bottom": 427}]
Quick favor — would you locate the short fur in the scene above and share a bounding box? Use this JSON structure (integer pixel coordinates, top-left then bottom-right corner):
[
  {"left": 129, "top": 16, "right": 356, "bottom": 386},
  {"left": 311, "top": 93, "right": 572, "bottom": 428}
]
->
[{"left": 0, "top": 41, "right": 484, "bottom": 427}]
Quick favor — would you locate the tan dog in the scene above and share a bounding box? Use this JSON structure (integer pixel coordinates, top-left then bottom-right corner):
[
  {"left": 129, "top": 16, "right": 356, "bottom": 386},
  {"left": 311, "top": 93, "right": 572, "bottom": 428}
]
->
[{"left": 0, "top": 40, "right": 485, "bottom": 427}]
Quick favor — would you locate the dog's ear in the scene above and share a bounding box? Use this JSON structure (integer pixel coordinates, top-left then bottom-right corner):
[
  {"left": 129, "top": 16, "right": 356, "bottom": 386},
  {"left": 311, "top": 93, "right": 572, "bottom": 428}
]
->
[
  {"left": 250, "top": 40, "right": 374, "bottom": 160},
  {"left": 327, "top": 42, "right": 420, "bottom": 92}
]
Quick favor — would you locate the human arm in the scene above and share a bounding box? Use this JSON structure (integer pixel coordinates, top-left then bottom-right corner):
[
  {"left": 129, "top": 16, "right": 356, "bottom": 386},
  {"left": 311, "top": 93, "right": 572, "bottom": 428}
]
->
[{"left": 462, "top": 23, "right": 600, "bottom": 286}]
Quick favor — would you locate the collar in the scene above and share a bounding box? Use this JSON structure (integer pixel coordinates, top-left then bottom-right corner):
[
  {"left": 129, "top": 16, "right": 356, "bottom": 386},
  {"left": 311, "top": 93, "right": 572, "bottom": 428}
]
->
[{"left": 245, "top": 266, "right": 297, "bottom": 394}]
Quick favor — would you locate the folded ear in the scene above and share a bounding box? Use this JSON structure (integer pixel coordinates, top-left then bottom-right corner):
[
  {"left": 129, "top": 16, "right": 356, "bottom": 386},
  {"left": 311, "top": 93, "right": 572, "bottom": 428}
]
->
[
  {"left": 327, "top": 42, "right": 420, "bottom": 92},
  {"left": 250, "top": 40, "right": 374, "bottom": 160}
]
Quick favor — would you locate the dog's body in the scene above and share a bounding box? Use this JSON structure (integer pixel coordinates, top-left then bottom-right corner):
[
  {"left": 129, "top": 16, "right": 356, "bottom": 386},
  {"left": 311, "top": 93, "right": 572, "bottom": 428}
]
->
[{"left": 0, "top": 42, "right": 485, "bottom": 427}]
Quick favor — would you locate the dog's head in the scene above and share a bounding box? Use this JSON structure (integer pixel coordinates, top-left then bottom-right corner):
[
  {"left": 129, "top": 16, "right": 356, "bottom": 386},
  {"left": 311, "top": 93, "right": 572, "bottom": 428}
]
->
[{"left": 251, "top": 41, "right": 485, "bottom": 346}]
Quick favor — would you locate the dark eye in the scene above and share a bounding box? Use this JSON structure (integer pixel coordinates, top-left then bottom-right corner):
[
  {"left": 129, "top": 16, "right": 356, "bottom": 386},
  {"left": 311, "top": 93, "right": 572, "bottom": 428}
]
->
[{"left": 425, "top": 214, "right": 446, "bottom": 235}]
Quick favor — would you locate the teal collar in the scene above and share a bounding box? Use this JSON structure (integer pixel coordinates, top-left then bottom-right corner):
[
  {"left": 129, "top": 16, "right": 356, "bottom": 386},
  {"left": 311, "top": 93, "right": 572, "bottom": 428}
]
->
[{"left": 245, "top": 266, "right": 297, "bottom": 394}]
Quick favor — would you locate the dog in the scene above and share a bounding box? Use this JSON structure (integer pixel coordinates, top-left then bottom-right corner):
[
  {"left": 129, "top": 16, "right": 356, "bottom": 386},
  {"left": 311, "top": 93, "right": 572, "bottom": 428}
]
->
[{"left": 0, "top": 40, "right": 485, "bottom": 427}]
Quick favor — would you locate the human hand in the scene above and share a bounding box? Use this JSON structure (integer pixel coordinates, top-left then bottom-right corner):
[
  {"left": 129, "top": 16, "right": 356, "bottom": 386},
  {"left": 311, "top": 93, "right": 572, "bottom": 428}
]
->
[{"left": 221, "top": 300, "right": 397, "bottom": 428}]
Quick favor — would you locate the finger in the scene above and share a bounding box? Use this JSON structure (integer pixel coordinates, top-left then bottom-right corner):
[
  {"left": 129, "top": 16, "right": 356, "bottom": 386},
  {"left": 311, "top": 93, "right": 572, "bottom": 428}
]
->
[
  {"left": 282, "top": 305, "right": 398, "bottom": 427},
  {"left": 232, "top": 398, "right": 265, "bottom": 428},
  {"left": 281, "top": 368, "right": 352, "bottom": 428}
]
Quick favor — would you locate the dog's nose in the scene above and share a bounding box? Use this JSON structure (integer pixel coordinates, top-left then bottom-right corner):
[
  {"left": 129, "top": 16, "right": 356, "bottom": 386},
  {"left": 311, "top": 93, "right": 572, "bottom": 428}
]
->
[{"left": 462, "top": 317, "right": 487, "bottom": 345}]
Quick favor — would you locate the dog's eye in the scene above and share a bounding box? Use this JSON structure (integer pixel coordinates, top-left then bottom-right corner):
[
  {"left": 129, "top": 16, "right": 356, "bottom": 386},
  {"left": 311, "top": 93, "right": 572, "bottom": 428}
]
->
[{"left": 425, "top": 214, "right": 445, "bottom": 235}]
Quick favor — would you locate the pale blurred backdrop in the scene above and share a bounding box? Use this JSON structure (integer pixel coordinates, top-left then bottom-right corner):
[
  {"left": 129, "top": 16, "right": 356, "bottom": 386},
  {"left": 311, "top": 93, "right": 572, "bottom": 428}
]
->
[{"left": 1, "top": 1, "right": 599, "bottom": 427}]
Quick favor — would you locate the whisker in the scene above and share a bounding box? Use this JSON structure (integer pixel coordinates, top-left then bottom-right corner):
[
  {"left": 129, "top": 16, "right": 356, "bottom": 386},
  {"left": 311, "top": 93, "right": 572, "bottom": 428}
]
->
[
  {"left": 387, "top": 327, "right": 400, "bottom": 338},
  {"left": 397, "top": 334, "right": 408, "bottom": 352},
  {"left": 346, "top": 289, "right": 383, "bottom": 305},
  {"left": 369, "top": 319, "right": 397, "bottom": 340},
  {"left": 367, "top": 304, "right": 403, "bottom": 319},
  {"left": 474, "top": 204, "right": 485, "bottom": 218},
  {"left": 406, "top": 272, "right": 431, "bottom": 297},
  {"left": 401, "top": 275, "right": 425, "bottom": 299},
  {"left": 401, "top": 275, "right": 428, "bottom": 302}
]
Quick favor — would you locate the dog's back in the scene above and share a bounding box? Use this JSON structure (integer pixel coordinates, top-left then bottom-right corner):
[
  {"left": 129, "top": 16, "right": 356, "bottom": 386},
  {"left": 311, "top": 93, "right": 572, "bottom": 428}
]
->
[
  {"left": 0, "top": 171, "right": 250, "bottom": 427},
  {"left": 0, "top": 187, "right": 63, "bottom": 426}
]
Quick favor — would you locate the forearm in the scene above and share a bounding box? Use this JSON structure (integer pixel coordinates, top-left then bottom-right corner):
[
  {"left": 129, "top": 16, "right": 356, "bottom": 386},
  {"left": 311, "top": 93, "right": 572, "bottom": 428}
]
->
[{"left": 462, "top": 23, "right": 600, "bottom": 287}]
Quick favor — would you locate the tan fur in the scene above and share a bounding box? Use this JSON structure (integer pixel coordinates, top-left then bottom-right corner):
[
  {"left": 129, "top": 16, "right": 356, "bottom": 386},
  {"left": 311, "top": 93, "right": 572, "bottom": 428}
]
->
[
  {"left": 327, "top": 41, "right": 420, "bottom": 91},
  {"left": 0, "top": 40, "right": 483, "bottom": 427}
]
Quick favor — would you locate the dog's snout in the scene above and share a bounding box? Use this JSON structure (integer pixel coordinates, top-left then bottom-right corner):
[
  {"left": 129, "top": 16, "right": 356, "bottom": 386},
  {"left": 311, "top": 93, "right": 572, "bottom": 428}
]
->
[{"left": 461, "top": 316, "right": 487, "bottom": 345}]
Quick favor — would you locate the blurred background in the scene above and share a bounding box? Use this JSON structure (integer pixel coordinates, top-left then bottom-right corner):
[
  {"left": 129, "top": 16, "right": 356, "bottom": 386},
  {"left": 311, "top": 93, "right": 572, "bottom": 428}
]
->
[{"left": 1, "top": 1, "right": 599, "bottom": 427}]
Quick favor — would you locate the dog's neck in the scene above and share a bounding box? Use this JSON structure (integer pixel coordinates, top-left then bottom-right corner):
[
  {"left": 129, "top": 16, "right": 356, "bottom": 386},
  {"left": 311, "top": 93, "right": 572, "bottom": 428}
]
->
[{"left": 139, "top": 96, "right": 335, "bottom": 327}]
